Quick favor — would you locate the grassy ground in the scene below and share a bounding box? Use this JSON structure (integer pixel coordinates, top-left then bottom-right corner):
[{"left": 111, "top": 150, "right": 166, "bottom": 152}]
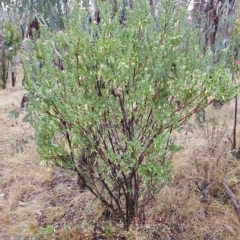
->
[{"left": 1, "top": 69, "right": 240, "bottom": 239}]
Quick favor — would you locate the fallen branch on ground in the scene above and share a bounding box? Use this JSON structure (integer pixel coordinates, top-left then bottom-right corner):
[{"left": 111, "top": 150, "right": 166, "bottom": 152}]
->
[{"left": 222, "top": 179, "right": 240, "bottom": 221}]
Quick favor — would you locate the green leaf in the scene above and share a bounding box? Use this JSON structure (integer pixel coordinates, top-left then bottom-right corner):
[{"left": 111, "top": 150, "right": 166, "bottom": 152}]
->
[{"left": 8, "top": 110, "right": 20, "bottom": 119}]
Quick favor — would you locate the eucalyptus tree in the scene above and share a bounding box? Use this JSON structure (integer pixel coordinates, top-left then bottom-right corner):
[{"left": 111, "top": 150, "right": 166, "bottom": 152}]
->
[
  {"left": 0, "top": 0, "right": 69, "bottom": 88},
  {"left": 1, "top": 0, "right": 68, "bottom": 37},
  {"left": 0, "top": 20, "right": 21, "bottom": 88},
  {"left": 190, "top": 0, "right": 237, "bottom": 54}
]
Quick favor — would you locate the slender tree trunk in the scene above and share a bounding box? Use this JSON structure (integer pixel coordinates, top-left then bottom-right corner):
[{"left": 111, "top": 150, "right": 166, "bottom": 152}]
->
[
  {"left": 11, "top": 71, "right": 16, "bottom": 87},
  {"left": 232, "top": 96, "right": 237, "bottom": 150},
  {"left": 1, "top": 45, "right": 7, "bottom": 89}
]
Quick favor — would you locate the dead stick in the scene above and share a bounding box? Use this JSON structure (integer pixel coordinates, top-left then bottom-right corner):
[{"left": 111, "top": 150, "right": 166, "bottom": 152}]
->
[{"left": 222, "top": 179, "right": 240, "bottom": 221}]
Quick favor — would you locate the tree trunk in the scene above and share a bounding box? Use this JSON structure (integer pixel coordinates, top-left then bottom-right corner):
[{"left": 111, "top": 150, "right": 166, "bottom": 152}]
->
[
  {"left": 12, "top": 71, "right": 16, "bottom": 87},
  {"left": 1, "top": 45, "right": 7, "bottom": 89}
]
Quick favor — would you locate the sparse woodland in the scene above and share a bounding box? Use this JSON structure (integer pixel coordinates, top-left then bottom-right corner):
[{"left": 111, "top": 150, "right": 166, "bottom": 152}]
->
[{"left": 1, "top": 0, "right": 240, "bottom": 239}]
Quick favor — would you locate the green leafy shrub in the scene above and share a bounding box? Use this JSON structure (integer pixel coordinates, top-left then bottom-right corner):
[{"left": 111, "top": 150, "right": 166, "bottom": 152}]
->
[{"left": 23, "top": 0, "right": 236, "bottom": 230}]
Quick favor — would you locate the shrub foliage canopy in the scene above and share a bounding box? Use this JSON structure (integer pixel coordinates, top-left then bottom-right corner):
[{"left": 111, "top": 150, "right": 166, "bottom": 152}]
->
[{"left": 23, "top": 0, "right": 236, "bottom": 230}]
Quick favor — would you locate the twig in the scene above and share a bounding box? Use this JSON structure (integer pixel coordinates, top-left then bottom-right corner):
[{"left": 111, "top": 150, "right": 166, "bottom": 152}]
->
[{"left": 51, "top": 40, "right": 62, "bottom": 58}]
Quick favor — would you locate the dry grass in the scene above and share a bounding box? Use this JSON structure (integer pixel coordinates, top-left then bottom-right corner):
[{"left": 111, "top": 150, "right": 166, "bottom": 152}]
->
[
  {"left": 0, "top": 68, "right": 52, "bottom": 239},
  {"left": 1, "top": 68, "right": 240, "bottom": 239}
]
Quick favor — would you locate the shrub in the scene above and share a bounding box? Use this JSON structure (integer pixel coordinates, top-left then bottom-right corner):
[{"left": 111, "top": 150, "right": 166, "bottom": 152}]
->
[{"left": 23, "top": 0, "right": 236, "bottom": 230}]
